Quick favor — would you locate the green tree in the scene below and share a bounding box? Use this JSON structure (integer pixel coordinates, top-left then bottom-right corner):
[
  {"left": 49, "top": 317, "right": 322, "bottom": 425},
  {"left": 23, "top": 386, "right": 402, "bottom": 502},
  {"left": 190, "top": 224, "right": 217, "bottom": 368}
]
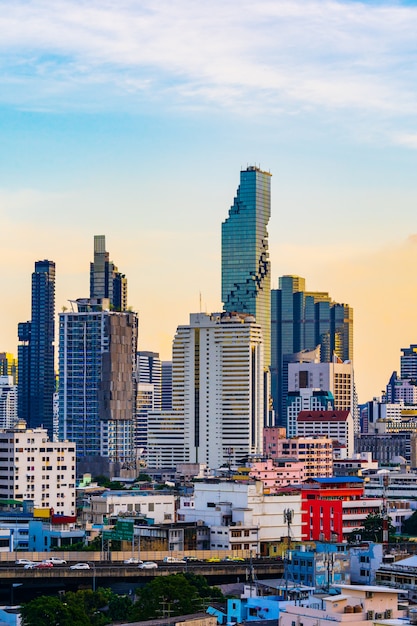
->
[
  {"left": 130, "top": 574, "right": 203, "bottom": 621},
  {"left": 184, "top": 572, "right": 224, "bottom": 601},
  {"left": 348, "top": 513, "right": 395, "bottom": 543},
  {"left": 402, "top": 510, "right": 417, "bottom": 537},
  {"left": 108, "top": 594, "right": 133, "bottom": 621},
  {"left": 21, "top": 589, "right": 111, "bottom": 626}
]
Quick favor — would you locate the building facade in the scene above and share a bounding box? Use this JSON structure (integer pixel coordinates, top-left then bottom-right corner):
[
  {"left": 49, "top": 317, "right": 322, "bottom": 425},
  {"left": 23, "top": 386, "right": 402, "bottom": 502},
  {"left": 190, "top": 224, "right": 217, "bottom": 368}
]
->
[
  {"left": 0, "top": 420, "right": 76, "bottom": 516},
  {"left": 90, "top": 234, "right": 127, "bottom": 311},
  {"left": 222, "top": 166, "right": 271, "bottom": 369},
  {"left": 18, "top": 260, "right": 56, "bottom": 437},
  {"left": 0, "top": 376, "right": 17, "bottom": 429},
  {"left": 147, "top": 312, "right": 264, "bottom": 470},
  {"left": 271, "top": 274, "right": 353, "bottom": 427},
  {"left": 296, "top": 410, "right": 354, "bottom": 457},
  {"left": 274, "top": 436, "right": 334, "bottom": 478},
  {"left": 59, "top": 298, "right": 138, "bottom": 464}
]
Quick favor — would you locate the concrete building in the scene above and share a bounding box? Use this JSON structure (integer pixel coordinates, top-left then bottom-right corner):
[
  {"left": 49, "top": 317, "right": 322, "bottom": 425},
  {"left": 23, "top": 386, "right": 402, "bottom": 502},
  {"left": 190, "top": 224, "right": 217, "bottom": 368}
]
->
[
  {"left": 177, "top": 479, "right": 302, "bottom": 557},
  {"left": 286, "top": 543, "right": 350, "bottom": 589},
  {"left": 275, "top": 436, "right": 333, "bottom": 478},
  {"left": 288, "top": 359, "right": 356, "bottom": 426},
  {"left": 0, "top": 376, "right": 17, "bottom": 429},
  {"left": 376, "top": 554, "right": 417, "bottom": 603},
  {"left": 147, "top": 312, "right": 264, "bottom": 469},
  {"left": 287, "top": 388, "right": 334, "bottom": 437},
  {"left": 0, "top": 352, "right": 17, "bottom": 384},
  {"left": 0, "top": 420, "right": 76, "bottom": 516},
  {"left": 300, "top": 477, "right": 382, "bottom": 542},
  {"left": 296, "top": 410, "right": 354, "bottom": 457},
  {"left": 249, "top": 458, "right": 305, "bottom": 490},
  {"left": 59, "top": 297, "right": 138, "bottom": 464},
  {"left": 349, "top": 542, "right": 384, "bottom": 585},
  {"left": 279, "top": 585, "right": 403, "bottom": 626},
  {"left": 88, "top": 490, "right": 176, "bottom": 525}
]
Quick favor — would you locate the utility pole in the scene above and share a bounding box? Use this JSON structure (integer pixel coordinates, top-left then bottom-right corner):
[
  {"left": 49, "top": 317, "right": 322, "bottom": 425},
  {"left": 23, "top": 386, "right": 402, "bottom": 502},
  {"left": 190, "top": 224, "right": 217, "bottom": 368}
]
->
[{"left": 283, "top": 508, "right": 294, "bottom": 600}]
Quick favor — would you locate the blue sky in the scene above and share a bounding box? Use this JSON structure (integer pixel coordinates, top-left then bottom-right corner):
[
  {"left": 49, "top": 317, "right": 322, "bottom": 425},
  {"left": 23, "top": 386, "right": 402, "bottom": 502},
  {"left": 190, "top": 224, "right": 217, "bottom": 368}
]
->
[{"left": 2, "top": 0, "right": 417, "bottom": 401}]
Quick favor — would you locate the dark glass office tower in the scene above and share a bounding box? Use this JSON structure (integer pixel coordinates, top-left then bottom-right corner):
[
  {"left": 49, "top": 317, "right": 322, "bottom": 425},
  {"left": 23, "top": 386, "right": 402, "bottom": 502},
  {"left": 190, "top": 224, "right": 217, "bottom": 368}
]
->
[
  {"left": 18, "top": 260, "right": 55, "bottom": 437},
  {"left": 90, "top": 235, "right": 127, "bottom": 311},
  {"left": 271, "top": 275, "right": 353, "bottom": 427},
  {"left": 222, "top": 166, "right": 272, "bottom": 369}
]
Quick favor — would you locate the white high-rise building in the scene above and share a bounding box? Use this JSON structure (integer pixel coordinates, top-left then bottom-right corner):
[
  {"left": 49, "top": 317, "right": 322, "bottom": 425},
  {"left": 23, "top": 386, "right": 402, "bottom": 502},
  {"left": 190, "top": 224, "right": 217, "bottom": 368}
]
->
[
  {"left": 0, "top": 420, "right": 76, "bottom": 516},
  {"left": 147, "top": 312, "right": 264, "bottom": 469},
  {"left": 0, "top": 376, "right": 17, "bottom": 429},
  {"left": 288, "top": 358, "right": 358, "bottom": 431}
]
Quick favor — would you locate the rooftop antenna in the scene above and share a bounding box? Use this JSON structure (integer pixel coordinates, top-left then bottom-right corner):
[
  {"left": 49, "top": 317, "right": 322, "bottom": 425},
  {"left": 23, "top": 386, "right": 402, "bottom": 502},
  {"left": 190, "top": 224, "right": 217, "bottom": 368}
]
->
[
  {"left": 283, "top": 508, "right": 294, "bottom": 600},
  {"left": 199, "top": 292, "right": 202, "bottom": 313}
]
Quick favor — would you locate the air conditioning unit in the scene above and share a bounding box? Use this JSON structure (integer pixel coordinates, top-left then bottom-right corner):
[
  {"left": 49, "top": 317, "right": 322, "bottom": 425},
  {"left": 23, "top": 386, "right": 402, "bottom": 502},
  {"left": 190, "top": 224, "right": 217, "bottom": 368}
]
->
[
  {"left": 366, "top": 610, "right": 374, "bottom": 620},
  {"left": 375, "top": 613, "right": 383, "bottom": 619},
  {"left": 385, "top": 610, "right": 392, "bottom": 619}
]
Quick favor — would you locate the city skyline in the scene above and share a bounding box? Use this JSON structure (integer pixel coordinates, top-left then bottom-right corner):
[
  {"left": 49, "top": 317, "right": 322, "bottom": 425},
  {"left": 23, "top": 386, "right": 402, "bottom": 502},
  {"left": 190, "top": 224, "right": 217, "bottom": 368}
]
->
[{"left": 2, "top": 1, "right": 417, "bottom": 403}]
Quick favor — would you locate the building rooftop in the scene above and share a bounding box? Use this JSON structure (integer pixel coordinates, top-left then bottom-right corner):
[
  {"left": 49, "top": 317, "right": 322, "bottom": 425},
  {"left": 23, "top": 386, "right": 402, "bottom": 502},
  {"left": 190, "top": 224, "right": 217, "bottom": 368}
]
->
[{"left": 297, "top": 410, "right": 351, "bottom": 422}]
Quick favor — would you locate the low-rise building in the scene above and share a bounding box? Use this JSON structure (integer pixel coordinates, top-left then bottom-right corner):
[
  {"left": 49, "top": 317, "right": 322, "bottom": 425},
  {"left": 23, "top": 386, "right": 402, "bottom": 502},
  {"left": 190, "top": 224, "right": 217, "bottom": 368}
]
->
[
  {"left": 300, "top": 477, "right": 382, "bottom": 542},
  {"left": 274, "top": 436, "right": 333, "bottom": 478},
  {"left": 178, "top": 479, "right": 302, "bottom": 557},
  {"left": 89, "top": 490, "right": 177, "bottom": 525},
  {"left": 279, "top": 585, "right": 403, "bottom": 626},
  {"left": 249, "top": 458, "right": 305, "bottom": 490},
  {"left": 296, "top": 410, "right": 354, "bottom": 457},
  {"left": 376, "top": 554, "right": 417, "bottom": 603},
  {"left": 0, "top": 420, "right": 76, "bottom": 516}
]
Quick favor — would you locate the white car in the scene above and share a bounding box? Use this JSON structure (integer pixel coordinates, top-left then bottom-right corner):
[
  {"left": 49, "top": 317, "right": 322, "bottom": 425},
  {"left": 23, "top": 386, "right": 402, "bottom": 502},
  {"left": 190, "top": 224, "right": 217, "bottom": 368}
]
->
[
  {"left": 70, "top": 562, "right": 90, "bottom": 570},
  {"left": 43, "top": 557, "right": 67, "bottom": 565},
  {"left": 16, "top": 559, "right": 35, "bottom": 566},
  {"left": 138, "top": 561, "right": 158, "bottom": 569},
  {"left": 124, "top": 558, "right": 142, "bottom": 565},
  {"left": 24, "top": 562, "right": 40, "bottom": 569}
]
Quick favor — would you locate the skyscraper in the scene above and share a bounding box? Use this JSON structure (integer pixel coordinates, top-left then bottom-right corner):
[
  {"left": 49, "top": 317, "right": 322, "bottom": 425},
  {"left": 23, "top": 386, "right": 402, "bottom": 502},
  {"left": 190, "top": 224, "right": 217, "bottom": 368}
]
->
[
  {"left": 90, "top": 235, "right": 127, "bottom": 311},
  {"left": 222, "top": 166, "right": 272, "bottom": 368},
  {"left": 147, "top": 312, "right": 264, "bottom": 469},
  {"left": 271, "top": 275, "right": 353, "bottom": 426},
  {"left": 18, "top": 260, "right": 55, "bottom": 437},
  {"left": 59, "top": 298, "right": 138, "bottom": 463}
]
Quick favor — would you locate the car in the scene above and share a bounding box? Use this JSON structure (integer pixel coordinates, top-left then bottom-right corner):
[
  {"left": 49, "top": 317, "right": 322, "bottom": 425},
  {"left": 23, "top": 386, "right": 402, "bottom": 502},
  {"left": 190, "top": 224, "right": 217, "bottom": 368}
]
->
[
  {"left": 35, "top": 561, "right": 53, "bottom": 569},
  {"left": 70, "top": 562, "right": 90, "bottom": 570},
  {"left": 16, "top": 559, "right": 35, "bottom": 566},
  {"left": 163, "top": 556, "right": 185, "bottom": 563},
  {"left": 24, "top": 562, "right": 40, "bottom": 569},
  {"left": 124, "top": 558, "right": 143, "bottom": 565},
  {"left": 222, "top": 556, "right": 245, "bottom": 562},
  {"left": 138, "top": 561, "right": 158, "bottom": 569},
  {"left": 43, "top": 557, "right": 66, "bottom": 565},
  {"left": 183, "top": 556, "right": 200, "bottom": 563},
  {"left": 206, "top": 557, "right": 221, "bottom": 563}
]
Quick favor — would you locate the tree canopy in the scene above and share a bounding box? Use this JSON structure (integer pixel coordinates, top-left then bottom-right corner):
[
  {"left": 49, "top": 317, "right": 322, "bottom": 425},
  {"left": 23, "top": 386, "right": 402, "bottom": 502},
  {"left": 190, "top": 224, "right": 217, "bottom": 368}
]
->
[
  {"left": 20, "top": 574, "right": 224, "bottom": 625},
  {"left": 348, "top": 513, "right": 395, "bottom": 543}
]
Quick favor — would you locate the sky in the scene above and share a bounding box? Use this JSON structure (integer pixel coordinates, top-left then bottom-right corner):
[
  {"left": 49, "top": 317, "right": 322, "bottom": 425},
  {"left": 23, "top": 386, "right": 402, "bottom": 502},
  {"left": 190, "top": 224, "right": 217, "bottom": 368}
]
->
[{"left": 1, "top": 0, "right": 417, "bottom": 403}]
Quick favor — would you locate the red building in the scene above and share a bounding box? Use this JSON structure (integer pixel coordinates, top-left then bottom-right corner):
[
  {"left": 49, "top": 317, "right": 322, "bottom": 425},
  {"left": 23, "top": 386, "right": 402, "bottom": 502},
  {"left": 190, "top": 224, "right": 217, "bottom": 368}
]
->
[{"left": 301, "top": 477, "right": 382, "bottom": 542}]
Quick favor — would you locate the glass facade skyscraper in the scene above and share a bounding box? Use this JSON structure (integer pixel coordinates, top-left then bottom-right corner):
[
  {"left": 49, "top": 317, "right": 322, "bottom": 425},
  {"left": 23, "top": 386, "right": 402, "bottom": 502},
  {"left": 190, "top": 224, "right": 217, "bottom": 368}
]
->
[
  {"left": 271, "top": 275, "right": 353, "bottom": 427},
  {"left": 222, "top": 166, "right": 272, "bottom": 369},
  {"left": 90, "top": 235, "right": 127, "bottom": 311},
  {"left": 18, "top": 260, "right": 55, "bottom": 437}
]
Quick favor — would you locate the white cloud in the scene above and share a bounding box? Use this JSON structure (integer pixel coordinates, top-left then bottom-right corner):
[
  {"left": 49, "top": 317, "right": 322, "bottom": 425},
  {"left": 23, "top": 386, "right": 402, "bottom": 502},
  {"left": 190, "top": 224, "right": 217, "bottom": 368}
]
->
[{"left": 0, "top": 0, "right": 417, "bottom": 122}]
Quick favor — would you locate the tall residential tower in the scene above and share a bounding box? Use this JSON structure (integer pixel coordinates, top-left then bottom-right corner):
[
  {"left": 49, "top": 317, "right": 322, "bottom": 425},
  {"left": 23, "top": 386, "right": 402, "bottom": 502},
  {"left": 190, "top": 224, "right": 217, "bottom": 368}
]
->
[
  {"left": 18, "top": 260, "right": 56, "bottom": 437},
  {"left": 90, "top": 235, "right": 127, "bottom": 311}
]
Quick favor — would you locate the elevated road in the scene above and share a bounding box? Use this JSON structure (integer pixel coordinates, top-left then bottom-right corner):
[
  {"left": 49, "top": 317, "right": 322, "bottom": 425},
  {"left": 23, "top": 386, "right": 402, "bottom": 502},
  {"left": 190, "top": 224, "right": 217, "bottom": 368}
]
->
[{"left": 0, "top": 559, "right": 284, "bottom": 590}]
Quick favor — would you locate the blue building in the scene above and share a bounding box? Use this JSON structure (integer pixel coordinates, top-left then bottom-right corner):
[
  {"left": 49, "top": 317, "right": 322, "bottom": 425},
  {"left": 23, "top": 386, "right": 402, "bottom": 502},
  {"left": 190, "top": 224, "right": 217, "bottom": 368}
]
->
[
  {"left": 222, "top": 166, "right": 272, "bottom": 370},
  {"left": 18, "top": 260, "right": 55, "bottom": 437},
  {"left": 285, "top": 543, "right": 350, "bottom": 590},
  {"left": 271, "top": 275, "right": 353, "bottom": 427}
]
